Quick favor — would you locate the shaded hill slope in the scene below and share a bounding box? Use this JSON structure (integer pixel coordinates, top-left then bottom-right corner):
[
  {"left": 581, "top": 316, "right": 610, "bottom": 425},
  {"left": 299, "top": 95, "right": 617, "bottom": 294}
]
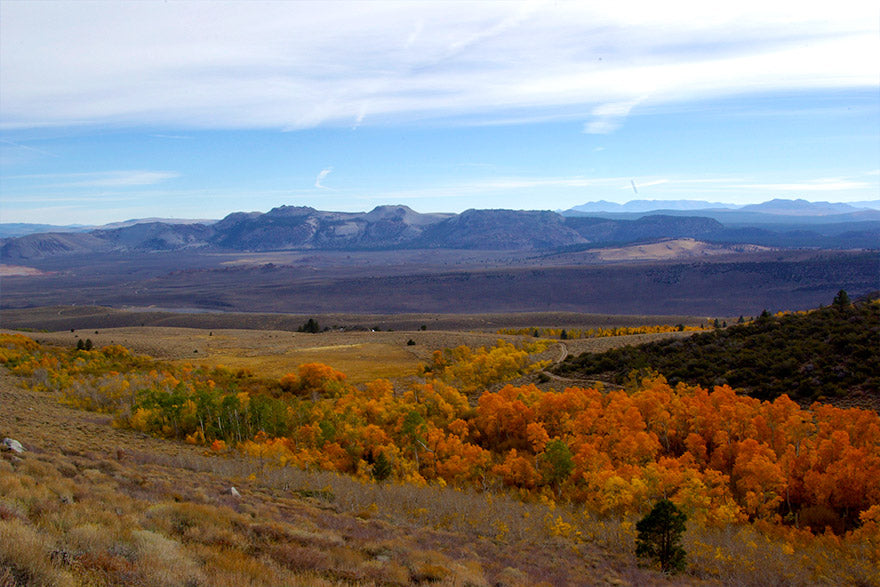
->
[{"left": 554, "top": 292, "right": 880, "bottom": 403}]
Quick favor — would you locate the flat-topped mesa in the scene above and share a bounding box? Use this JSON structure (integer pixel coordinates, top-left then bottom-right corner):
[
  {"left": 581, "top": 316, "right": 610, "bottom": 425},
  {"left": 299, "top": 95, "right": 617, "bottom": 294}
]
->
[
  {"left": 264, "top": 205, "right": 319, "bottom": 218},
  {"left": 364, "top": 204, "right": 416, "bottom": 219}
]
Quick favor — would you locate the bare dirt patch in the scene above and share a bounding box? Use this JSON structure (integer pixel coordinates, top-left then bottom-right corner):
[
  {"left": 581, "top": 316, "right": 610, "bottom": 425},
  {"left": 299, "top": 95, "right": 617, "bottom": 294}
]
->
[
  {"left": 593, "top": 239, "right": 771, "bottom": 262},
  {"left": 0, "top": 264, "right": 47, "bottom": 276}
]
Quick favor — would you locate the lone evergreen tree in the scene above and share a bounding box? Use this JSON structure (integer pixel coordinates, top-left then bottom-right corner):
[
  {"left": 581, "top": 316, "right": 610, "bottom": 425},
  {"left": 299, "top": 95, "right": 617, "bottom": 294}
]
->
[
  {"left": 372, "top": 452, "right": 392, "bottom": 481},
  {"left": 298, "top": 318, "right": 321, "bottom": 333},
  {"left": 635, "top": 499, "right": 687, "bottom": 573}
]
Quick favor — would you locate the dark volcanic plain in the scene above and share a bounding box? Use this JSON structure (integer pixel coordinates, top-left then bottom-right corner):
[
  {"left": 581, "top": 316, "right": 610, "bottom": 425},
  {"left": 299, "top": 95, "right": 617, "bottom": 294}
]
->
[
  {"left": 2, "top": 204, "right": 878, "bottom": 318},
  {"left": 1, "top": 247, "right": 877, "bottom": 318}
]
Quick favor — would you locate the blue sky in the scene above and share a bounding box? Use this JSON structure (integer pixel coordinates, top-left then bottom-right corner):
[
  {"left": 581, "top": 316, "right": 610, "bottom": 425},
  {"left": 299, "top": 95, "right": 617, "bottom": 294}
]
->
[{"left": 1, "top": 1, "right": 878, "bottom": 225}]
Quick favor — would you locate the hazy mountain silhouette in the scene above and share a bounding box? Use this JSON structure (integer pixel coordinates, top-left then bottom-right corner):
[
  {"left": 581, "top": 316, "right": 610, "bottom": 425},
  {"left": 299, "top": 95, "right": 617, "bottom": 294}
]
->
[{"left": 3, "top": 201, "right": 878, "bottom": 261}]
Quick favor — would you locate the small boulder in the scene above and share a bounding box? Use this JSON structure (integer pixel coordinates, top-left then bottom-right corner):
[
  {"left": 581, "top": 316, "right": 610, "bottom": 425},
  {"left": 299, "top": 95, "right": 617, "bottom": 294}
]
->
[{"left": 2, "top": 438, "right": 25, "bottom": 454}]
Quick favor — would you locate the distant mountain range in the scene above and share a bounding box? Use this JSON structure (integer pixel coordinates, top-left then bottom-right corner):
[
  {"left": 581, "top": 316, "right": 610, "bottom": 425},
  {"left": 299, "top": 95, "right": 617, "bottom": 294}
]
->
[
  {"left": 563, "top": 198, "right": 880, "bottom": 216},
  {"left": 0, "top": 217, "right": 216, "bottom": 239},
  {"left": 2, "top": 200, "right": 879, "bottom": 261},
  {"left": 738, "top": 199, "right": 879, "bottom": 215},
  {"left": 565, "top": 199, "right": 734, "bottom": 213}
]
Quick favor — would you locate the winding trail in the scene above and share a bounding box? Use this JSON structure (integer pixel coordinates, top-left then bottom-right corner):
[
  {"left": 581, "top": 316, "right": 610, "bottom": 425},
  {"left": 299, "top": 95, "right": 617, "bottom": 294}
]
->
[
  {"left": 539, "top": 341, "right": 620, "bottom": 389},
  {"left": 555, "top": 342, "right": 568, "bottom": 364}
]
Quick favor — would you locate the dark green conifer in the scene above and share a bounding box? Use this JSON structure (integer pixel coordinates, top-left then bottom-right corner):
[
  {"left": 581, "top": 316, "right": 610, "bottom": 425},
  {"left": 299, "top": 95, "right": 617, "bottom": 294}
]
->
[
  {"left": 635, "top": 499, "right": 687, "bottom": 573},
  {"left": 298, "top": 318, "right": 321, "bottom": 333},
  {"left": 372, "top": 452, "right": 392, "bottom": 481}
]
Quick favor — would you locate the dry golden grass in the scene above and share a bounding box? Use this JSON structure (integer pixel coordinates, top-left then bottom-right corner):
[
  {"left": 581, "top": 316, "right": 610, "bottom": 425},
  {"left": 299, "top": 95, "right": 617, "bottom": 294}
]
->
[
  {"left": 592, "top": 239, "right": 771, "bottom": 262},
  {"left": 204, "top": 341, "right": 419, "bottom": 383},
  {"left": 21, "top": 324, "right": 696, "bottom": 389},
  {"left": 4, "top": 367, "right": 876, "bottom": 586},
  {"left": 27, "top": 327, "right": 551, "bottom": 385},
  {"left": 1, "top": 373, "right": 677, "bottom": 586},
  {"left": 6, "top": 324, "right": 871, "bottom": 586}
]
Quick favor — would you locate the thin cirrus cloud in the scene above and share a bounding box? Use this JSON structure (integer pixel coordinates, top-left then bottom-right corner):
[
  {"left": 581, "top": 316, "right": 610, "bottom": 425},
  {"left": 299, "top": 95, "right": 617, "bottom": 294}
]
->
[
  {"left": 0, "top": 2, "right": 876, "bottom": 132},
  {"left": 315, "top": 168, "right": 333, "bottom": 189},
  {"left": 6, "top": 170, "right": 179, "bottom": 188},
  {"left": 359, "top": 173, "right": 875, "bottom": 204},
  {"left": 738, "top": 179, "right": 871, "bottom": 192},
  {"left": 584, "top": 98, "right": 647, "bottom": 134}
]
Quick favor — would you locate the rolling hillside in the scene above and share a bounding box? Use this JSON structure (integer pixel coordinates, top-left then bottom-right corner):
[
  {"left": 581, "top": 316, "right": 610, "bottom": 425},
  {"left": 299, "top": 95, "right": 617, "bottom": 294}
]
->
[{"left": 554, "top": 292, "right": 880, "bottom": 404}]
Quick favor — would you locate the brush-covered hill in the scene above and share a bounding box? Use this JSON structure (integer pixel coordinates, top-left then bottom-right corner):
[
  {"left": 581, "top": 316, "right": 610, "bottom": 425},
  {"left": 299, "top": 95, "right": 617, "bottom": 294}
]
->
[{"left": 554, "top": 291, "right": 880, "bottom": 404}]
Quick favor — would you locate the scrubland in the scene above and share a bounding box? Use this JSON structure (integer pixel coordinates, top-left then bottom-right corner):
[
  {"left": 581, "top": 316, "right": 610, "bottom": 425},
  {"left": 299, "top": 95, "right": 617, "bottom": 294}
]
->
[{"left": 1, "top": 320, "right": 878, "bottom": 586}]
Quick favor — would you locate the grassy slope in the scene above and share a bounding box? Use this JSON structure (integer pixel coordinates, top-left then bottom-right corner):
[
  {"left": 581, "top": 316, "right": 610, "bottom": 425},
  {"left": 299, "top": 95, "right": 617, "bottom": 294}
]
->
[
  {"left": 4, "top": 319, "right": 878, "bottom": 585},
  {"left": 18, "top": 325, "right": 699, "bottom": 388},
  {"left": 1, "top": 373, "right": 681, "bottom": 587}
]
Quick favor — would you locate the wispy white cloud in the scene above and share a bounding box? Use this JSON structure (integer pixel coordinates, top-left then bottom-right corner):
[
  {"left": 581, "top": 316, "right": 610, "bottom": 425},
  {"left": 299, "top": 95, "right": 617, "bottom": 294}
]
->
[
  {"left": 6, "top": 170, "right": 179, "bottom": 188},
  {"left": 621, "top": 178, "right": 669, "bottom": 190},
  {"left": 405, "top": 19, "right": 424, "bottom": 50},
  {"left": 81, "top": 171, "right": 180, "bottom": 187},
  {"left": 584, "top": 97, "right": 646, "bottom": 134},
  {"left": 352, "top": 105, "right": 367, "bottom": 129},
  {"left": 739, "top": 179, "right": 870, "bottom": 191},
  {"left": 315, "top": 167, "right": 333, "bottom": 189},
  {"left": 348, "top": 172, "right": 879, "bottom": 209},
  {"left": 0, "top": 139, "right": 57, "bottom": 157},
  {"left": 1, "top": 2, "right": 875, "bottom": 131},
  {"left": 460, "top": 175, "right": 625, "bottom": 190}
]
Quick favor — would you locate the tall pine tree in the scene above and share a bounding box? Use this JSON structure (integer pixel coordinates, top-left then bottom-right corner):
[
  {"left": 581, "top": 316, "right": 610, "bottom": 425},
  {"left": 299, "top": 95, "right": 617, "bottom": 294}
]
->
[{"left": 635, "top": 499, "right": 687, "bottom": 573}]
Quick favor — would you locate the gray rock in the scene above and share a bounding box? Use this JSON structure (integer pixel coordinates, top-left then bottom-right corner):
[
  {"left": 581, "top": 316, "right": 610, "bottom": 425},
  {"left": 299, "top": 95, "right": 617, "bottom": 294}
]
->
[{"left": 2, "top": 438, "right": 25, "bottom": 454}]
